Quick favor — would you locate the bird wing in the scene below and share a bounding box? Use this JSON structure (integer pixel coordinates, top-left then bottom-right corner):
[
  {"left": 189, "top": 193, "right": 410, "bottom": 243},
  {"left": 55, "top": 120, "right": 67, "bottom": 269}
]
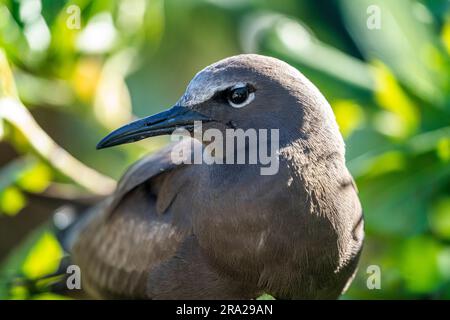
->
[
  {"left": 70, "top": 142, "right": 191, "bottom": 299},
  {"left": 107, "top": 142, "right": 179, "bottom": 213}
]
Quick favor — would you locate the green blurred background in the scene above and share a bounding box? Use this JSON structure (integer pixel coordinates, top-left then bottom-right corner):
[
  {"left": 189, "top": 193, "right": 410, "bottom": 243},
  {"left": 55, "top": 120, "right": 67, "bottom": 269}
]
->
[{"left": 0, "top": 0, "right": 449, "bottom": 299}]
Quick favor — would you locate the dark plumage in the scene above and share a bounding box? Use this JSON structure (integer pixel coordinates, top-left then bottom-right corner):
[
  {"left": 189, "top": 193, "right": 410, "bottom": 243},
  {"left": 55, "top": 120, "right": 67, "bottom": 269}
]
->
[{"left": 64, "top": 54, "right": 364, "bottom": 299}]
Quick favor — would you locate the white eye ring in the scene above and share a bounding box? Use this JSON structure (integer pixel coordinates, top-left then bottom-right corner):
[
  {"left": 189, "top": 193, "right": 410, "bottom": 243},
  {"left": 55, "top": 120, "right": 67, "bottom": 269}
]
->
[{"left": 227, "top": 83, "right": 255, "bottom": 108}]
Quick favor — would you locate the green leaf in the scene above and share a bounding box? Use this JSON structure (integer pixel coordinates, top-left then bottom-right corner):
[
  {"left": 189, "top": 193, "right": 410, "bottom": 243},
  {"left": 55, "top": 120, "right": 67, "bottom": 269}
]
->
[
  {"left": 372, "top": 62, "right": 420, "bottom": 139},
  {"left": 339, "top": 0, "right": 444, "bottom": 105},
  {"left": 399, "top": 236, "right": 443, "bottom": 294},
  {"left": 256, "top": 293, "right": 275, "bottom": 300},
  {"left": 21, "top": 232, "right": 63, "bottom": 280},
  {"left": 363, "top": 151, "right": 406, "bottom": 178},
  {"left": 441, "top": 18, "right": 450, "bottom": 55},
  {"left": 31, "top": 292, "right": 70, "bottom": 300},
  {"left": 333, "top": 100, "right": 365, "bottom": 138},
  {"left": 429, "top": 197, "right": 450, "bottom": 240},
  {"left": 9, "top": 285, "right": 28, "bottom": 300},
  {"left": 358, "top": 162, "right": 450, "bottom": 236},
  {"left": 253, "top": 13, "right": 375, "bottom": 92},
  {"left": 0, "top": 186, "right": 26, "bottom": 216},
  {"left": 436, "top": 137, "right": 450, "bottom": 162},
  {"left": 16, "top": 162, "right": 52, "bottom": 193},
  {"left": 0, "top": 224, "right": 51, "bottom": 299}
]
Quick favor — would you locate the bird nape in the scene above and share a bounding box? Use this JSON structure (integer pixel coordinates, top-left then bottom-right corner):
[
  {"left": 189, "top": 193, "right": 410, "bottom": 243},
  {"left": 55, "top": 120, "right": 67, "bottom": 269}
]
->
[{"left": 50, "top": 54, "right": 364, "bottom": 299}]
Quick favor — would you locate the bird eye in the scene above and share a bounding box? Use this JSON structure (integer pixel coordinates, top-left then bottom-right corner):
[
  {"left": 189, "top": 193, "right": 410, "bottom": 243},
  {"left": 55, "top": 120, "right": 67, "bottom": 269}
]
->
[{"left": 227, "top": 84, "right": 255, "bottom": 108}]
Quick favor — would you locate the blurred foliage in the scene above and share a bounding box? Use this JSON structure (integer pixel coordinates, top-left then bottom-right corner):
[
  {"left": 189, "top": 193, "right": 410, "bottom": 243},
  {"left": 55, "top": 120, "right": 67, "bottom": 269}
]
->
[{"left": 0, "top": 0, "right": 449, "bottom": 299}]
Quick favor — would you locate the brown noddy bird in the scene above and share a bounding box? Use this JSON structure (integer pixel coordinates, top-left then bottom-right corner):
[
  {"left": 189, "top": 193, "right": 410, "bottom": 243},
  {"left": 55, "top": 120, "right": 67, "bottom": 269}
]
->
[{"left": 63, "top": 54, "right": 364, "bottom": 299}]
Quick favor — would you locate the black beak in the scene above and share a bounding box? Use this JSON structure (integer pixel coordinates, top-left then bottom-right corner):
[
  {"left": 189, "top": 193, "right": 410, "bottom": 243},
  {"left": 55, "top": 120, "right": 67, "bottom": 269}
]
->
[{"left": 96, "top": 105, "right": 212, "bottom": 149}]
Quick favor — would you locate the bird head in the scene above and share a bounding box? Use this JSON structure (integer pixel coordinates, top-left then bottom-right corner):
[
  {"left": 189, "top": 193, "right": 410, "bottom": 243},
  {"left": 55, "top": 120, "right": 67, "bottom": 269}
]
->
[{"left": 96, "top": 54, "right": 343, "bottom": 152}]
